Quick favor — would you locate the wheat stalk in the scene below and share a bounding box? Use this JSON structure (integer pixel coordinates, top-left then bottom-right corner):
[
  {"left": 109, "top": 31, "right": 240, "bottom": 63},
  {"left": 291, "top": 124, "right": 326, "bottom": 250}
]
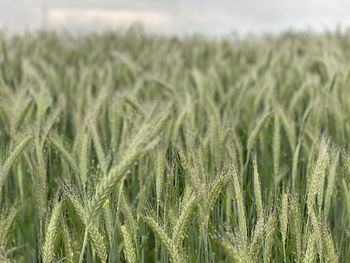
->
[
  {"left": 273, "top": 114, "right": 280, "bottom": 177},
  {"left": 280, "top": 190, "right": 288, "bottom": 262},
  {"left": 143, "top": 214, "right": 183, "bottom": 263},
  {"left": 34, "top": 133, "right": 48, "bottom": 220},
  {"left": 120, "top": 190, "right": 138, "bottom": 244},
  {"left": 121, "top": 224, "right": 137, "bottom": 263},
  {"left": 231, "top": 164, "right": 247, "bottom": 244},
  {"left": 172, "top": 193, "right": 198, "bottom": 248},
  {"left": 89, "top": 119, "right": 108, "bottom": 175},
  {"left": 61, "top": 217, "right": 75, "bottom": 263},
  {"left": 290, "top": 194, "right": 302, "bottom": 262},
  {"left": 42, "top": 199, "right": 62, "bottom": 263},
  {"left": 0, "top": 206, "right": 18, "bottom": 248},
  {"left": 253, "top": 152, "right": 263, "bottom": 218},
  {"left": 0, "top": 133, "right": 34, "bottom": 189},
  {"left": 246, "top": 111, "right": 271, "bottom": 159},
  {"left": 79, "top": 131, "right": 90, "bottom": 189},
  {"left": 263, "top": 210, "right": 276, "bottom": 263},
  {"left": 48, "top": 134, "right": 79, "bottom": 175},
  {"left": 324, "top": 150, "right": 338, "bottom": 217},
  {"left": 249, "top": 216, "right": 265, "bottom": 259},
  {"left": 303, "top": 231, "right": 316, "bottom": 263},
  {"left": 156, "top": 148, "right": 165, "bottom": 205}
]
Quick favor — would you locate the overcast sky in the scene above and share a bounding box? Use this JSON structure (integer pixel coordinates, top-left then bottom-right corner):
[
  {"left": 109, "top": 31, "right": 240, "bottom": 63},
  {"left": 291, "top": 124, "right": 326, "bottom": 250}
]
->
[{"left": 1, "top": 0, "right": 350, "bottom": 36}]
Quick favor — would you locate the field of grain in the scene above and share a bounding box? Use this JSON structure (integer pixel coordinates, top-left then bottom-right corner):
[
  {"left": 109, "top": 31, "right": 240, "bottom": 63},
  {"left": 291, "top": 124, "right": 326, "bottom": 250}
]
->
[{"left": 0, "top": 29, "right": 349, "bottom": 262}]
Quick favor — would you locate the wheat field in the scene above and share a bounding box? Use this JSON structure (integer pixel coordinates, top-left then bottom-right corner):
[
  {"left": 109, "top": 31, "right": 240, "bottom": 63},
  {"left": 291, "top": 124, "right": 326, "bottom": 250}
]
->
[{"left": 0, "top": 28, "right": 349, "bottom": 262}]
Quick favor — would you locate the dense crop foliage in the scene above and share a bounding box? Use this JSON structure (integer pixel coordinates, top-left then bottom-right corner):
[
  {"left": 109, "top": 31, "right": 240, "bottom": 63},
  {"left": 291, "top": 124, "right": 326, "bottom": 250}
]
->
[{"left": 0, "top": 28, "right": 350, "bottom": 262}]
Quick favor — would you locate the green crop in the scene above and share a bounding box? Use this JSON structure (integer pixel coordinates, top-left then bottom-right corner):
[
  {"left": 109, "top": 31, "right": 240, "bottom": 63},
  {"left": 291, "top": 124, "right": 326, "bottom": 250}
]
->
[{"left": 0, "top": 28, "right": 349, "bottom": 262}]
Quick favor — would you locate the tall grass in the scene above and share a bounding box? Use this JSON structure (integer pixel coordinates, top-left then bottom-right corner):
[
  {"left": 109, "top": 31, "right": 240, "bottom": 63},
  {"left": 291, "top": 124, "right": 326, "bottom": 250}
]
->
[{"left": 0, "top": 28, "right": 349, "bottom": 262}]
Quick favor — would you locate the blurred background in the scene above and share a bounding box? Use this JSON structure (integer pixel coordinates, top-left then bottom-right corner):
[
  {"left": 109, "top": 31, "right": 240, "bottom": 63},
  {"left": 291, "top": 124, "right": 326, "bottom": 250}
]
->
[{"left": 1, "top": 0, "right": 350, "bottom": 36}]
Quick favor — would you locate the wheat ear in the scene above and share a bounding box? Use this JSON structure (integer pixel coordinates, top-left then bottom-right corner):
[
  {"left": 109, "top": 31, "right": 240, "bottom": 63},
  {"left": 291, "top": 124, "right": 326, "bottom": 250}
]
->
[
  {"left": 143, "top": 214, "right": 183, "bottom": 263},
  {"left": 121, "top": 224, "right": 137, "bottom": 263},
  {"left": 0, "top": 133, "right": 34, "bottom": 188},
  {"left": 42, "top": 200, "right": 62, "bottom": 263}
]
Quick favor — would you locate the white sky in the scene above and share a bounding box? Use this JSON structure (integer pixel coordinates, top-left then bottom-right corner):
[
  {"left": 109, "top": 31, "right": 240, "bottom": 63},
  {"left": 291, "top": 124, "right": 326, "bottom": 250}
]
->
[{"left": 1, "top": 0, "right": 350, "bottom": 36}]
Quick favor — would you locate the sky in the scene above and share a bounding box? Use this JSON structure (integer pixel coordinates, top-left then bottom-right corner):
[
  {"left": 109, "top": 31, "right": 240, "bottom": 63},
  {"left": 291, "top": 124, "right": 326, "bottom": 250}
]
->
[{"left": 1, "top": 0, "right": 350, "bottom": 36}]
